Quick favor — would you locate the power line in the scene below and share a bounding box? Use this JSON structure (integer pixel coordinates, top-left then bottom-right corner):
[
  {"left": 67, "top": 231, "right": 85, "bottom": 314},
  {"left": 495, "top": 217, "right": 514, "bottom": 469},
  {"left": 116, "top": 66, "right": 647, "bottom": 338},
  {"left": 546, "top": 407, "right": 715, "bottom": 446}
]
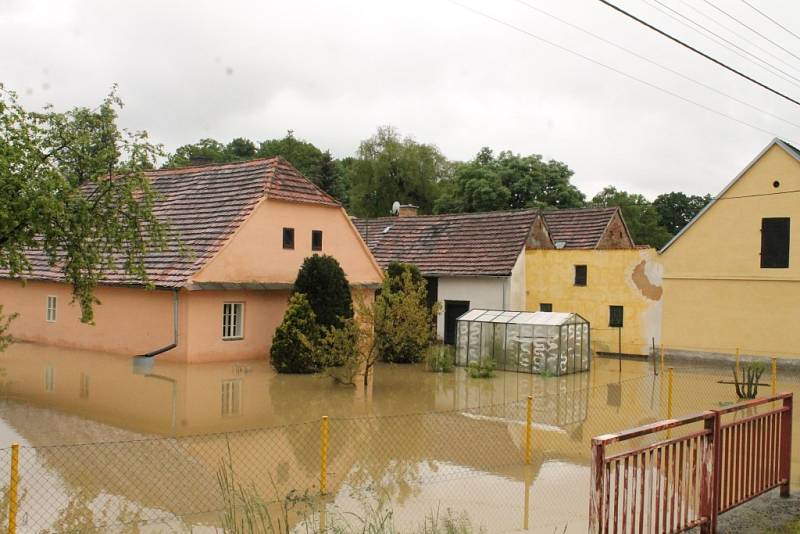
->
[
  {"left": 644, "top": 0, "right": 800, "bottom": 89},
  {"left": 510, "top": 0, "right": 800, "bottom": 131},
  {"left": 701, "top": 0, "right": 800, "bottom": 64},
  {"left": 597, "top": 0, "right": 800, "bottom": 107},
  {"left": 443, "top": 0, "right": 792, "bottom": 141},
  {"left": 740, "top": 0, "right": 800, "bottom": 43}
]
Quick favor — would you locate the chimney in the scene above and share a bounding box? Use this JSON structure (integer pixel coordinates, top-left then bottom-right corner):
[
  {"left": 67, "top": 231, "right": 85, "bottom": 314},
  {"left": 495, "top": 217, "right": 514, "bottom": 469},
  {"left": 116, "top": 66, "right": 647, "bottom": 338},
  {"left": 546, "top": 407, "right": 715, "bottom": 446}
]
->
[{"left": 398, "top": 204, "right": 419, "bottom": 217}]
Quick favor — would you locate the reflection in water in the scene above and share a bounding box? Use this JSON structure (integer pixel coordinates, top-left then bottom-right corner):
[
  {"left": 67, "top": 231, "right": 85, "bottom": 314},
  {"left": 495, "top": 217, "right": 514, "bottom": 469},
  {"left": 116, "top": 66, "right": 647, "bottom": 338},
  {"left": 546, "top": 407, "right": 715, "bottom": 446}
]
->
[{"left": 0, "top": 342, "right": 796, "bottom": 532}]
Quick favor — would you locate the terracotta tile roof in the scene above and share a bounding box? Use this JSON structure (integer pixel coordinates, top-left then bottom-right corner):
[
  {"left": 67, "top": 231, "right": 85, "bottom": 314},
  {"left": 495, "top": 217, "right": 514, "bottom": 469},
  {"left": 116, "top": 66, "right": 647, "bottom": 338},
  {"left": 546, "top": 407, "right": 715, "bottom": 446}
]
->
[
  {"left": 542, "top": 207, "right": 620, "bottom": 249},
  {"left": 1, "top": 157, "right": 339, "bottom": 288},
  {"left": 352, "top": 210, "right": 539, "bottom": 277}
]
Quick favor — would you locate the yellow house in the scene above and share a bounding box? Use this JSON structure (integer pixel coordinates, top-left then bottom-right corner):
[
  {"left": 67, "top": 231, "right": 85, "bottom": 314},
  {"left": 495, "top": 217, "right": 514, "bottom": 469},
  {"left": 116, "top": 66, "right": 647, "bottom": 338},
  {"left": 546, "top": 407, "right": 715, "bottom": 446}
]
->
[
  {"left": 526, "top": 208, "right": 663, "bottom": 356},
  {"left": 660, "top": 138, "right": 800, "bottom": 361}
]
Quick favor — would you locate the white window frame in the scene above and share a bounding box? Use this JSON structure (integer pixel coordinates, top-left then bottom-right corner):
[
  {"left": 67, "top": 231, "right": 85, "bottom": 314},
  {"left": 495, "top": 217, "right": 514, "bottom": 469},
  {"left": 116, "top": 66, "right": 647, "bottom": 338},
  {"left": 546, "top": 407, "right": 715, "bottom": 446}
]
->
[
  {"left": 46, "top": 295, "right": 57, "bottom": 322},
  {"left": 222, "top": 302, "right": 244, "bottom": 340}
]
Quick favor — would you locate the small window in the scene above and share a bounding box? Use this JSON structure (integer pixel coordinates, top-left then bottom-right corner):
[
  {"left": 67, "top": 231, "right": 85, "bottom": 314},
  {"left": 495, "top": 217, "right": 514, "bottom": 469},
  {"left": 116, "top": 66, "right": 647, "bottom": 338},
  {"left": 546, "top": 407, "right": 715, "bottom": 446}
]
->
[
  {"left": 312, "top": 230, "right": 323, "bottom": 251},
  {"left": 760, "top": 217, "right": 790, "bottom": 268},
  {"left": 574, "top": 265, "right": 587, "bottom": 286},
  {"left": 282, "top": 227, "right": 295, "bottom": 250},
  {"left": 46, "top": 296, "right": 57, "bottom": 322},
  {"left": 539, "top": 303, "right": 553, "bottom": 312},
  {"left": 609, "top": 305, "right": 624, "bottom": 328},
  {"left": 222, "top": 302, "right": 244, "bottom": 340},
  {"left": 221, "top": 379, "right": 242, "bottom": 416}
]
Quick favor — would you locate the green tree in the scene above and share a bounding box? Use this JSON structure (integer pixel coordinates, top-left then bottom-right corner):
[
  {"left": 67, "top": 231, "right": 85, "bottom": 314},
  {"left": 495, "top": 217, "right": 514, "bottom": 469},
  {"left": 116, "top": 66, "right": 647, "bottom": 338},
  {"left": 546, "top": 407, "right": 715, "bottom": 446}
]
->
[
  {"left": 653, "top": 191, "right": 712, "bottom": 235},
  {"left": 258, "top": 132, "right": 323, "bottom": 180},
  {"left": 0, "top": 85, "right": 168, "bottom": 325},
  {"left": 434, "top": 148, "right": 584, "bottom": 213},
  {"left": 348, "top": 126, "right": 447, "bottom": 217},
  {"left": 591, "top": 186, "right": 672, "bottom": 248},
  {"left": 225, "top": 137, "right": 257, "bottom": 160},
  {"left": 270, "top": 293, "right": 320, "bottom": 373},
  {"left": 165, "top": 138, "right": 228, "bottom": 167},
  {"left": 376, "top": 265, "right": 438, "bottom": 363},
  {"left": 293, "top": 255, "right": 353, "bottom": 329}
]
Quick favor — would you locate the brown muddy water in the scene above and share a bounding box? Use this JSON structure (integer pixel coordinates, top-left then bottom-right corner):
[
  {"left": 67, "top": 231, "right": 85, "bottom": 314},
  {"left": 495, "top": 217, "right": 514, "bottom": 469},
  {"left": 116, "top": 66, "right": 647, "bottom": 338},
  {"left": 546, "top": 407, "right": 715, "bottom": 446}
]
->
[{"left": 0, "top": 342, "right": 797, "bottom": 533}]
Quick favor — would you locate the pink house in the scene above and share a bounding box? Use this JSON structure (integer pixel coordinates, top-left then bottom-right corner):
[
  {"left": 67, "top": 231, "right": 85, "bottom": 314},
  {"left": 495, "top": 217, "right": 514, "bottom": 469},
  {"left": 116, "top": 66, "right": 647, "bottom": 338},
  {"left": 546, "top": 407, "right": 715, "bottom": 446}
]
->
[{"left": 0, "top": 158, "right": 383, "bottom": 363}]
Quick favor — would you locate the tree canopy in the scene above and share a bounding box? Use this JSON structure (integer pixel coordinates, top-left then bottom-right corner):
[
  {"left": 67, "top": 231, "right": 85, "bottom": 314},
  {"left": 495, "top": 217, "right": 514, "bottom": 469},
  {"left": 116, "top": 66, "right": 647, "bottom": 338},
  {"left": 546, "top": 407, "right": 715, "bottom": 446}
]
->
[
  {"left": 347, "top": 126, "right": 448, "bottom": 217},
  {"left": 292, "top": 255, "right": 353, "bottom": 329},
  {"left": 0, "top": 85, "right": 168, "bottom": 323},
  {"left": 591, "top": 186, "right": 673, "bottom": 249},
  {"left": 653, "top": 191, "right": 713, "bottom": 235},
  {"left": 434, "top": 148, "right": 585, "bottom": 213}
]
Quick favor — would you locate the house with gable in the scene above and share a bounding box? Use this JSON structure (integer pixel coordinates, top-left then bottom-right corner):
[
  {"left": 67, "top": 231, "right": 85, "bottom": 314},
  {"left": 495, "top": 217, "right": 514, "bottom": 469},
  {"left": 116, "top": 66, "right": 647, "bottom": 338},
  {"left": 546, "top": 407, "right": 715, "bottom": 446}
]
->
[
  {"left": 660, "top": 138, "right": 800, "bottom": 361},
  {"left": 0, "top": 158, "right": 384, "bottom": 363}
]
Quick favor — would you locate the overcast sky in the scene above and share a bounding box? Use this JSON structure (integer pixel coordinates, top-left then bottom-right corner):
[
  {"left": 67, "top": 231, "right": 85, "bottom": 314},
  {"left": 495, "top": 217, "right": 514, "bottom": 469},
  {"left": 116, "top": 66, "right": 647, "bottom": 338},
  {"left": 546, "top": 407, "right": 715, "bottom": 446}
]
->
[{"left": 3, "top": 0, "right": 800, "bottom": 199}]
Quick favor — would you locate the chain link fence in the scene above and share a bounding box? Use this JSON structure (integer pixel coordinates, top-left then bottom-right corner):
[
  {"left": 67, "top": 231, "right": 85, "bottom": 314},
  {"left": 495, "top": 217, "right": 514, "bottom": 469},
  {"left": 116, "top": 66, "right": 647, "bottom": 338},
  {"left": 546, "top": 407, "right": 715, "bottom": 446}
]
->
[{"left": 0, "top": 353, "right": 795, "bottom": 533}]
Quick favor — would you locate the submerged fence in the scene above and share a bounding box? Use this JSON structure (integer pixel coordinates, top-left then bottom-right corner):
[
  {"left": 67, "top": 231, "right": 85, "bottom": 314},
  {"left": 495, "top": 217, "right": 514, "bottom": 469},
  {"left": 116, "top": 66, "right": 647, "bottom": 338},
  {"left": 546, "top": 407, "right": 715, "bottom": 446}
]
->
[
  {"left": 589, "top": 393, "right": 793, "bottom": 534},
  {"left": 0, "top": 359, "right": 795, "bottom": 533}
]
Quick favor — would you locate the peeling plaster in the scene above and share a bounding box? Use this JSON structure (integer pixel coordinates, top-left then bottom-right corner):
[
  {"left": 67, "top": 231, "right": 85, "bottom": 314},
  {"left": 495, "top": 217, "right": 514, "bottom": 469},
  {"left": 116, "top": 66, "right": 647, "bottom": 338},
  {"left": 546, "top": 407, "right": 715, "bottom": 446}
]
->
[{"left": 632, "top": 260, "right": 663, "bottom": 301}]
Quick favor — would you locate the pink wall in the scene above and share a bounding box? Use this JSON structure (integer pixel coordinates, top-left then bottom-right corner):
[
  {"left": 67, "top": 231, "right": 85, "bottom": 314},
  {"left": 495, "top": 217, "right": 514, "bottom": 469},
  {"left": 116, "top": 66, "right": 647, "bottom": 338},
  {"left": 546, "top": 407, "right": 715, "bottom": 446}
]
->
[{"left": 192, "top": 199, "right": 383, "bottom": 286}]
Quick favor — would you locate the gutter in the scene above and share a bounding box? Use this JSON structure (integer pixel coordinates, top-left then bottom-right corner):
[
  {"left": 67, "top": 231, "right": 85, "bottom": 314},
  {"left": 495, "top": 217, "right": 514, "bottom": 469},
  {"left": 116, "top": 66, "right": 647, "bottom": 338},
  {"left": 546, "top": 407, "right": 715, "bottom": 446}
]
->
[{"left": 137, "top": 289, "right": 179, "bottom": 358}]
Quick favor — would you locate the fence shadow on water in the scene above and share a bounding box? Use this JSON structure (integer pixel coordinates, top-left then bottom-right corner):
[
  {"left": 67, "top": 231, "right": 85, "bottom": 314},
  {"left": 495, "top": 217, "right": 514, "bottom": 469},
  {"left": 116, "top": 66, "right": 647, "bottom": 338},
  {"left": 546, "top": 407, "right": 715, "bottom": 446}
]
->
[{"left": 0, "top": 358, "right": 796, "bottom": 533}]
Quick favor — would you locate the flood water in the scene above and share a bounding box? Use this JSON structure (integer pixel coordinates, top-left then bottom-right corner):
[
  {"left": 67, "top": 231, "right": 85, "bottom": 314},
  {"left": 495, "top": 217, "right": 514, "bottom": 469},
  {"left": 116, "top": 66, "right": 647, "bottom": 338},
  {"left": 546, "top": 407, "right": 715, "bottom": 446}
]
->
[{"left": 0, "top": 341, "right": 797, "bottom": 533}]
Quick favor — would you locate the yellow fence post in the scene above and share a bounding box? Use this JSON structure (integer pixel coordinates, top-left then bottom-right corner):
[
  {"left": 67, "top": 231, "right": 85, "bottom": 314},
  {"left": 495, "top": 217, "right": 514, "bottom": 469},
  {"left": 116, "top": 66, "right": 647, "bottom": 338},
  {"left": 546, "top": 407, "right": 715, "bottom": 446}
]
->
[
  {"left": 525, "top": 395, "right": 533, "bottom": 465},
  {"left": 735, "top": 348, "right": 741, "bottom": 379},
  {"left": 320, "top": 416, "right": 328, "bottom": 495},
  {"left": 771, "top": 358, "right": 777, "bottom": 396},
  {"left": 659, "top": 344, "right": 665, "bottom": 376},
  {"left": 8, "top": 443, "right": 18, "bottom": 534},
  {"left": 667, "top": 368, "right": 674, "bottom": 439}
]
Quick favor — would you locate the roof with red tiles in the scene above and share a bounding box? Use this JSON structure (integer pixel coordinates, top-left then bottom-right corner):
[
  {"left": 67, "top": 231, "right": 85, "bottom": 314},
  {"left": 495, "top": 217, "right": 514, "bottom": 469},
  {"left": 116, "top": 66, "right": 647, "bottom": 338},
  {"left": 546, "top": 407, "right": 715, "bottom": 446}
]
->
[
  {"left": 352, "top": 210, "right": 540, "bottom": 277},
  {"left": 1, "top": 157, "right": 340, "bottom": 288},
  {"left": 542, "top": 207, "right": 623, "bottom": 249}
]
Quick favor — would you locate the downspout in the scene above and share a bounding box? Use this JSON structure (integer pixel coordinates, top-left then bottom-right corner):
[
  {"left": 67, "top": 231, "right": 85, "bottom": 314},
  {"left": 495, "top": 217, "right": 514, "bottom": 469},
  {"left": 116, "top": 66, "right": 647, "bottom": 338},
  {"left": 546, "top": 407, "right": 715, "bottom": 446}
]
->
[{"left": 138, "top": 289, "right": 179, "bottom": 358}]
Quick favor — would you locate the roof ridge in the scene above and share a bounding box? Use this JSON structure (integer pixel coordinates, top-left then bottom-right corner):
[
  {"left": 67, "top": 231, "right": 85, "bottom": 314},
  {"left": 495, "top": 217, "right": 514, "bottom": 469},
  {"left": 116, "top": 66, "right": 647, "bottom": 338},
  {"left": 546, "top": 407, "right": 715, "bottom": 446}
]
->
[{"left": 150, "top": 157, "right": 281, "bottom": 175}]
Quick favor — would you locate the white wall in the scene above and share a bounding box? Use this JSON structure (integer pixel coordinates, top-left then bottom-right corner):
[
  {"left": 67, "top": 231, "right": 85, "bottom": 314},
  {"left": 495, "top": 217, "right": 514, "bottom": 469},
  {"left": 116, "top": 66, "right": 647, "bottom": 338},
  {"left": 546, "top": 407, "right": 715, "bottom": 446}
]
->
[
  {"left": 508, "top": 249, "right": 526, "bottom": 311},
  {"left": 436, "top": 276, "right": 509, "bottom": 339}
]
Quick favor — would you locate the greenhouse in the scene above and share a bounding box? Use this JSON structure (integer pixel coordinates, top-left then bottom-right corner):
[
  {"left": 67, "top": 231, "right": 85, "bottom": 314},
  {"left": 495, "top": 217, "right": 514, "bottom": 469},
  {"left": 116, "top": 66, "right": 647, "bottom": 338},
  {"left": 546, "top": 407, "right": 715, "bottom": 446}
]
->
[{"left": 455, "top": 309, "right": 591, "bottom": 376}]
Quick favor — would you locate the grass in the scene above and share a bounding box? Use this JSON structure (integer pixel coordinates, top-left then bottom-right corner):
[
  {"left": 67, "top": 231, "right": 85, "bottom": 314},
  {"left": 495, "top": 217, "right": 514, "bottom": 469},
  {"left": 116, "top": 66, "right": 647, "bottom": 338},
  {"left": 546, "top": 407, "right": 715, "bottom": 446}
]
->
[{"left": 425, "top": 344, "right": 455, "bottom": 373}]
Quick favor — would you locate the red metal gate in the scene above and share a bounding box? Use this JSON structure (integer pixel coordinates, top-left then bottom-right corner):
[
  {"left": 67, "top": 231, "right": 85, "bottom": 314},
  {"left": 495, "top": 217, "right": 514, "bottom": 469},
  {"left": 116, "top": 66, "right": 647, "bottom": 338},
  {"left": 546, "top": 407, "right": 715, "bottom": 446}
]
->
[{"left": 590, "top": 393, "right": 792, "bottom": 534}]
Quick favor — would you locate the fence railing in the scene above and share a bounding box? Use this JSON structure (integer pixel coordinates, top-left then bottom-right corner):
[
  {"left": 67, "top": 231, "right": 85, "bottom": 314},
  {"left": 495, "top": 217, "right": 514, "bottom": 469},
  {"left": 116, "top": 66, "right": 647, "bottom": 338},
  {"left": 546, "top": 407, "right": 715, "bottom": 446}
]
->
[{"left": 589, "top": 392, "right": 793, "bottom": 534}]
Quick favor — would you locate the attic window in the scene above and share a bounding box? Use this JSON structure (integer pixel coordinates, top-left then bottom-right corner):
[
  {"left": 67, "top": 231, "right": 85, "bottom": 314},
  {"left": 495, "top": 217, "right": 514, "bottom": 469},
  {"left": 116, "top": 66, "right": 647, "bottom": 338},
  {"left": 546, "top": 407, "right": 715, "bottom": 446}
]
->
[
  {"left": 382, "top": 225, "right": 393, "bottom": 234},
  {"left": 282, "top": 228, "right": 295, "bottom": 250},
  {"left": 312, "top": 230, "right": 323, "bottom": 251},
  {"left": 773, "top": 180, "right": 780, "bottom": 188},
  {"left": 760, "top": 217, "right": 790, "bottom": 268},
  {"left": 555, "top": 241, "right": 566, "bottom": 249},
  {"left": 574, "top": 265, "right": 587, "bottom": 286}
]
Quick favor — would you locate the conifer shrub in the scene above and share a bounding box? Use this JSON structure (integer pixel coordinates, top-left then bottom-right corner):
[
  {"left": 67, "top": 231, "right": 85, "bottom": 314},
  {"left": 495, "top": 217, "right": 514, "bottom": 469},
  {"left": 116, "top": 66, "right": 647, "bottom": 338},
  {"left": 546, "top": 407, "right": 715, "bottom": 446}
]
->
[
  {"left": 293, "top": 255, "right": 353, "bottom": 329},
  {"left": 270, "top": 293, "right": 321, "bottom": 374}
]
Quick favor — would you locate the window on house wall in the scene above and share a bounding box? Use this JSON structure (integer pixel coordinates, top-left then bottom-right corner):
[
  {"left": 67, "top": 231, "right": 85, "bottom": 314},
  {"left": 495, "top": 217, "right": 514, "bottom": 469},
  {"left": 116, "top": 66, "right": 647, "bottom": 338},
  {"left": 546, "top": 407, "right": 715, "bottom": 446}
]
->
[
  {"left": 46, "top": 296, "right": 57, "bottom": 322},
  {"left": 539, "top": 303, "right": 553, "bottom": 312},
  {"left": 221, "top": 379, "right": 242, "bottom": 416},
  {"left": 760, "top": 217, "right": 790, "bottom": 268},
  {"left": 609, "top": 305, "right": 624, "bottom": 328},
  {"left": 282, "top": 227, "right": 295, "bottom": 249},
  {"left": 574, "top": 265, "right": 588, "bottom": 286},
  {"left": 312, "top": 230, "right": 323, "bottom": 251},
  {"left": 222, "top": 303, "right": 244, "bottom": 340}
]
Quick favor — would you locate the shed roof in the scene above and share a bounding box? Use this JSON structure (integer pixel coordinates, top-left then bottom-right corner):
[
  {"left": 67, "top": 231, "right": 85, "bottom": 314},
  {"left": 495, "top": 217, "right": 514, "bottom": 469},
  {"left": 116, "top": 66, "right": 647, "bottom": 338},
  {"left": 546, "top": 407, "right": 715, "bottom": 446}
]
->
[
  {"left": 1, "top": 157, "right": 340, "bottom": 288},
  {"left": 542, "top": 207, "right": 622, "bottom": 249},
  {"left": 457, "top": 308, "right": 588, "bottom": 326},
  {"left": 352, "top": 209, "right": 540, "bottom": 277}
]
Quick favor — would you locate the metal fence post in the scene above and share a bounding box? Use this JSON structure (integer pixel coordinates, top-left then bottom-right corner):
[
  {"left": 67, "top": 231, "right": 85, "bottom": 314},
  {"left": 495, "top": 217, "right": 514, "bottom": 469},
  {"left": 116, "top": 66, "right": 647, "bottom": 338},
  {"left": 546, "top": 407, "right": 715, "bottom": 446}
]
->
[
  {"left": 780, "top": 394, "right": 792, "bottom": 498},
  {"left": 320, "top": 416, "right": 328, "bottom": 495},
  {"left": 8, "top": 443, "right": 18, "bottom": 534},
  {"left": 660, "top": 344, "right": 665, "bottom": 376},
  {"left": 667, "top": 367, "right": 674, "bottom": 438},
  {"left": 589, "top": 439, "right": 605, "bottom": 534},
  {"left": 525, "top": 395, "right": 533, "bottom": 465}
]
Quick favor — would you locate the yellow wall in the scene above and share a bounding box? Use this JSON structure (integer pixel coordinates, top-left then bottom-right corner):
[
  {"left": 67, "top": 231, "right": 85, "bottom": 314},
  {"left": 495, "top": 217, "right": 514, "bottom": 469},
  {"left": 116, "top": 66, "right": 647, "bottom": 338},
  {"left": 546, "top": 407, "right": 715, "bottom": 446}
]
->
[
  {"left": 525, "top": 248, "right": 662, "bottom": 356},
  {"left": 660, "top": 142, "right": 800, "bottom": 359}
]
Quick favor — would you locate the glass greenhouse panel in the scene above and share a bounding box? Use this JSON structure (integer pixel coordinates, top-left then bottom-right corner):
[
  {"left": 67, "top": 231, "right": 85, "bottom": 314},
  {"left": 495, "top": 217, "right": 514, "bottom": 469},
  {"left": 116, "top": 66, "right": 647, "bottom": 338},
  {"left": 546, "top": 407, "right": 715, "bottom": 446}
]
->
[{"left": 454, "top": 309, "right": 591, "bottom": 376}]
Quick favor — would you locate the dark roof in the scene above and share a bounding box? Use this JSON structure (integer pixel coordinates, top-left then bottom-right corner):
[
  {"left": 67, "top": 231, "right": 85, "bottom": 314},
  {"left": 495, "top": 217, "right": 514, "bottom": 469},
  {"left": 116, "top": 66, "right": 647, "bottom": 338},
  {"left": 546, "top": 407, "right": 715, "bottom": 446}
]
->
[
  {"left": 352, "top": 210, "right": 540, "bottom": 277},
  {"left": 542, "top": 207, "right": 620, "bottom": 249},
  {"left": 2, "top": 158, "right": 339, "bottom": 288}
]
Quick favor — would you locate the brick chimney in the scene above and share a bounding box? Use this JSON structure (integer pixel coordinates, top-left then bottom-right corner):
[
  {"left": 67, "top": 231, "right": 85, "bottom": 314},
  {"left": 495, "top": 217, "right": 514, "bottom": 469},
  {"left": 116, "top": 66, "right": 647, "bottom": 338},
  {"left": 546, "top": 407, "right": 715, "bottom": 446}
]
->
[{"left": 398, "top": 204, "right": 419, "bottom": 217}]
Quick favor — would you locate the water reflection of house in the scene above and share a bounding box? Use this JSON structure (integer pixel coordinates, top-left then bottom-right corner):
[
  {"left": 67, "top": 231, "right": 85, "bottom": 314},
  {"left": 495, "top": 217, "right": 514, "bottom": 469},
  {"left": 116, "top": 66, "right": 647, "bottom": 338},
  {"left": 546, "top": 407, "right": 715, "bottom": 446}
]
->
[
  {"left": 355, "top": 207, "right": 662, "bottom": 356},
  {"left": 0, "top": 158, "right": 383, "bottom": 363}
]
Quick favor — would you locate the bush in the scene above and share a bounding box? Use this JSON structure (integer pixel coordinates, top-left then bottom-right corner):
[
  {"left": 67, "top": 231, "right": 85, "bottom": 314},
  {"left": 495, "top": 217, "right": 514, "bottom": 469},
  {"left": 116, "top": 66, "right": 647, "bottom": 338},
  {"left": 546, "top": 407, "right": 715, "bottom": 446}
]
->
[
  {"left": 377, "top": 264, "right": 438, "bottom": 363},
  {"left": 733, "top": 360, "right": 767, "bottom": 399},
  {"left": 425, "top": 344, "right": 455, "bottom": 372},
  {"left": 293, "top": 255, "right": 353, "bottom": 329},
  {"left": 466, "top": 359, "right": 495, "bottom": 379},
  {"left": 271, "top": 293, "right": 321, "bottom": 374},
  {"left": 319, "top": 319, "right": 364, "bottom": 385}
]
